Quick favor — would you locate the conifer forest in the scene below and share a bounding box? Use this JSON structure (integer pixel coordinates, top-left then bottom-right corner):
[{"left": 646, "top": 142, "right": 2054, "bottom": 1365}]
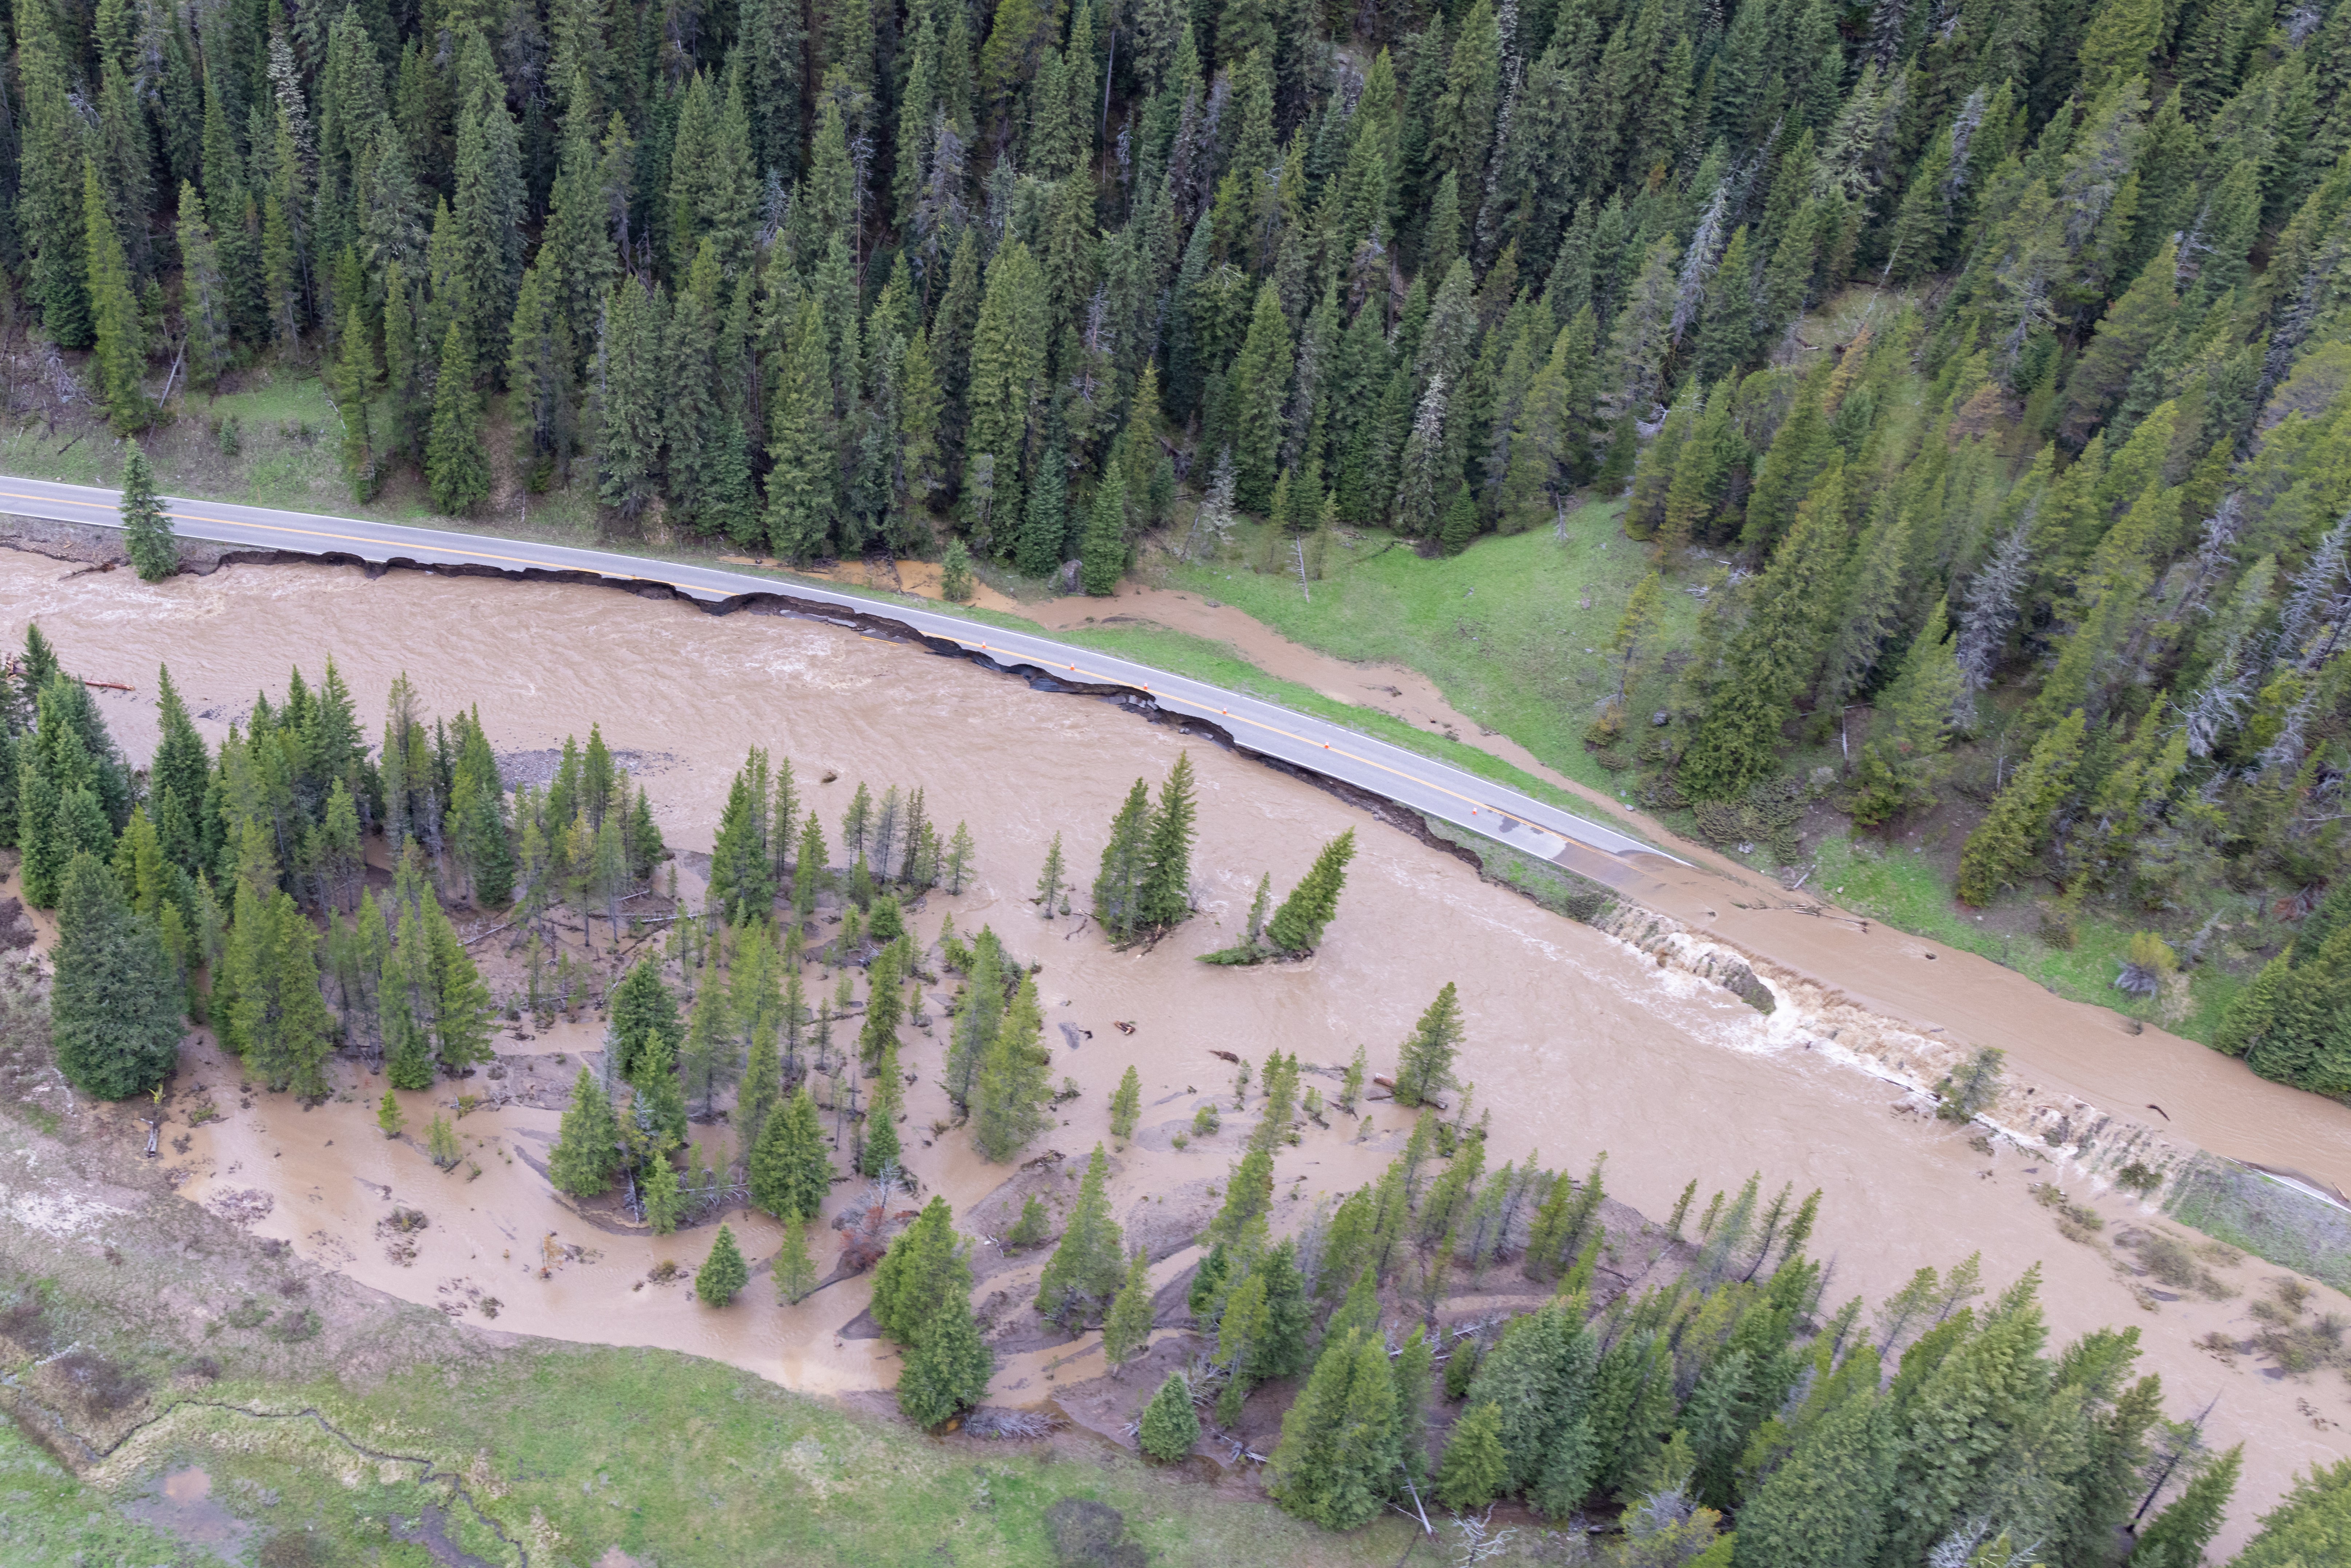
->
[
  {"left": 5, "top": 0, "right": 2351, "bottom": 1557},
  {"left": 3, "top": 0, "right": 2351, "bottom": 1095}
]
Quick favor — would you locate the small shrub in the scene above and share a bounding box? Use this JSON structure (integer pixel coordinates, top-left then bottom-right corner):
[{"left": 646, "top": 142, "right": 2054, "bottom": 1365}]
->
[
  {"left": 258, "top": 1532, "right": 326, "bottom": 1568},
  {"left": 53, "top": 1349, "right": 146, "bottom": 1413},
  {"left": 1138, "top": 1374, "right": 1200, "bottom": 1463},
  {"left": 1006, "top": 1195, "right": 1051, "bottom": 1250},
  {"left": 1934, "top": 1046, "right": 2006, "bottom": 1122},
  {"left": 2114, "top": 931, "right": 2178, "bottom": 997},
  {"left": 2120, "top": 1227, "right": 2235, "bottom": 1300},
  {"left": 1045, "top": 1498, "right": 1144, "bottom": 1568},
  {"left": 2032, "top": 1182, "right": 2106, "bottom": 1243},
  {"left": 2246, "top": 1277, "right": 2347, "bottom": 1376},
  {"left": 0, "top": 1286, "right": 54, "bottom": 1354},
  {"left": 267, "top": 1308, "right": 322, "bottom": 1343},
  {"left": 223, "top": 1299, "right": 270, "bottom": 1330},
  {"left": 215, "top": 414, "right": 242, "bottom": 455},
  {"left": 940, "top": 540, "right": 976, "bottom": 603},
  {"left": 1192, "top": 1103, "right": 1219, "bottom": 1137},
  {"left": 2114, "top": 1161, "right": 2163, "bottom": 1196}
]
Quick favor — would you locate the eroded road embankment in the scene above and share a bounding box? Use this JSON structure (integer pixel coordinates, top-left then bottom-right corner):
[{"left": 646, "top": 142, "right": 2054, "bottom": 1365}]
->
[{"left": 5, "top": 486, "right": 2341, "bottom": 1202}]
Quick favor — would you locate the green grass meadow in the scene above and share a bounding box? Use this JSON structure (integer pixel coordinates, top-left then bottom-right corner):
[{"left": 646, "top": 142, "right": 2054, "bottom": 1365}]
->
[
  {"left": 1810, "top": 829, "right": 2245, "bottom": 1040},
  {"left": 55, "top": 1349, "right": 1415, "bottom": 1568},
  {"left": 1159, "top": 501, "right": 1695, "bottom": 800}
]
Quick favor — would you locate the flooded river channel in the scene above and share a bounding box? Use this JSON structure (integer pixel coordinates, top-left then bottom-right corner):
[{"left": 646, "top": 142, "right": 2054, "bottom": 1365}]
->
[{"left": 2, "top": 545, "right": 2344, "bottom": 1551}]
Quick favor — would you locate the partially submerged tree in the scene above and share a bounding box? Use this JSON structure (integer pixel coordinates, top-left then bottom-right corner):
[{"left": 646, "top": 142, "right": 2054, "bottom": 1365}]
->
[
  {"left": 1393, "top": 982, "right": 1465, "bottom": 1108},
  {"left": 697, "top": 1224, "right": 749, "bottom": 1305}
]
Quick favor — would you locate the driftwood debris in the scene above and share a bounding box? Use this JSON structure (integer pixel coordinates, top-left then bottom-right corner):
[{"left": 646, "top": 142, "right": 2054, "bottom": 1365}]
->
[{"left": 1371, "top": 1074, "right": 1446, "bottom": 1111}]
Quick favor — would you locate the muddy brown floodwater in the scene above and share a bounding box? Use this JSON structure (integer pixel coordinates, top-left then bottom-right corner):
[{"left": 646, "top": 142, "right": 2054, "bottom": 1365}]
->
[
  {"left": 1022, "top": 582, "right": 2351, "bottom": 1201},
  {"left": 3, "top": 546, "right": 2345, "bottom": 1554}
]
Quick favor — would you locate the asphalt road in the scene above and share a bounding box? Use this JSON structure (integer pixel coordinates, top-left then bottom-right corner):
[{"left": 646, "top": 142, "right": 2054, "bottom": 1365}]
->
[{"left": 0, "top": 472, "right": 1675, "bottom": 869}]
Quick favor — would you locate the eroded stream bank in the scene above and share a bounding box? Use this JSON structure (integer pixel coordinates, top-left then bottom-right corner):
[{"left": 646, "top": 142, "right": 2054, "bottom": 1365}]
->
[
  {"left": 1016, "top": 577, "right": 2351, "bottom": 1201},
  {"left": 2, "top": 544, "right": 2346, "bottom": 1553}
]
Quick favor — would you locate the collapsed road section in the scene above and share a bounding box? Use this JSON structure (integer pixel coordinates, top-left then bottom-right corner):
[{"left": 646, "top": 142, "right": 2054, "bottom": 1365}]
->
[{"left": 0, "top": 472, "right": 1679, "bottom": 873}]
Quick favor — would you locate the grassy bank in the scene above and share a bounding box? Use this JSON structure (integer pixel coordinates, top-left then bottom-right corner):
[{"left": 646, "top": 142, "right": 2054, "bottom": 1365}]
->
[
  {"left": 4, "top": 372, "right": 606, "bottom": 537},
  {"left": 0, "top": 1421, "right": 195, "bottom": 1566},
  {"left": 1050, "top": 620, "right": 1660, "bottom": 837},
  {"left": 50, "top": 1346, "right": 1410, "bottom": 1568},
  {"left": 1156, "top": 502, "right": 1693, "bottom": 802},
  {"left": 1146, "top": 509, "right": 2279, "bottom": 1050},
  {"left": 1810, "top": 829, "right": 2247, "bottom": 1041}
]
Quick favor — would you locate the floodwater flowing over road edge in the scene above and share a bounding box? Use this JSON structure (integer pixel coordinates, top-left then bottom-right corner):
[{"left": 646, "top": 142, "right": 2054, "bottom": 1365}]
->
[
  {"left": 7, "top": 508, "right": 2343, "bottom": 1198},
  {"left": 2, "top": 536, "right": 2347, "bottom": 1554}
]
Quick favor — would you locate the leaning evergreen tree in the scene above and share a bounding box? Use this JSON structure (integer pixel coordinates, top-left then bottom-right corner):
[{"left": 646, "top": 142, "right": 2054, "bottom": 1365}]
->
[
  {"left": 119, "top": 449, "right": 176, "bottom": 582},
  {"left": 641, "top": 1151, "right": 684, "bottom": 1233},
  {"left": 1393, "top": 982, "right": 1465, "bottom": 1107},
  {"left": 774, "top": 1216, "right": 820, "bottom": 1302},
  {"left": 972, "top": 975, "right": 1052, "bottom": 1161},
  {"left": 1101, "top": 1246, "right": 1157, "bottom": 1373},
  {"left": 1957, "top": 709, "right": 2088, "bottom": 905},
  {"left": 1264, "top": 1326, "right": 1399, "bottom": 1528},
  {"left": 870, "top": 1195, "right": 972, "bottom": 1344},
  {"left": 51, "top": 853, "right": 182, "bottom": 1098},
  {"left": 426, "top": 319, "right": 492, "bottom": 514},
  {"left": 1034, "top": 832, "right": 1066, "bottom": 918},
  {"left": 1265, "top": 829, "right": 1357, "bottom": 955},
  {"left": 862, "top": 1038, "right": 904, "bottom": 1177},
  {"left": 1435, "top": 1402, "right": 1511, "bottom": 1509},
  {"left": 609, "top": 957, "right": 683, "bottom": 1080},
  {"left": 1731, "top": 1383, "right": 1895, "bottom": 1568},
  {"left": 2129, "top": 1444, "right": 2240, "bottom": 1568},
  {"left": 1109, "top": 1064, "right": 1142, "bottom": 1141},
  {"left": 750, "top": 1087, "right": 833, "bottom": 1221},
  {"left": 82, "top": 161, "right": 146, "bottom": 433},
  {"left": 1091, "top": 779, "right": 1153, "bottom": 942}
]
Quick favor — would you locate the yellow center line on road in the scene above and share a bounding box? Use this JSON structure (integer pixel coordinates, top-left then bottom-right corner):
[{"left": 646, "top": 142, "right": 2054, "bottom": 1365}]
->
[{"left": 5, "top": 484, "right": 1568, "bottom": 851}]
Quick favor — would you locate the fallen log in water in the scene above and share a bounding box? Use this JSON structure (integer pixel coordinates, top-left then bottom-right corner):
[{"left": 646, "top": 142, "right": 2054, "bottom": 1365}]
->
[{"left": 1371, "top": 1074, "right": 1445, "bottom": 1111}]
